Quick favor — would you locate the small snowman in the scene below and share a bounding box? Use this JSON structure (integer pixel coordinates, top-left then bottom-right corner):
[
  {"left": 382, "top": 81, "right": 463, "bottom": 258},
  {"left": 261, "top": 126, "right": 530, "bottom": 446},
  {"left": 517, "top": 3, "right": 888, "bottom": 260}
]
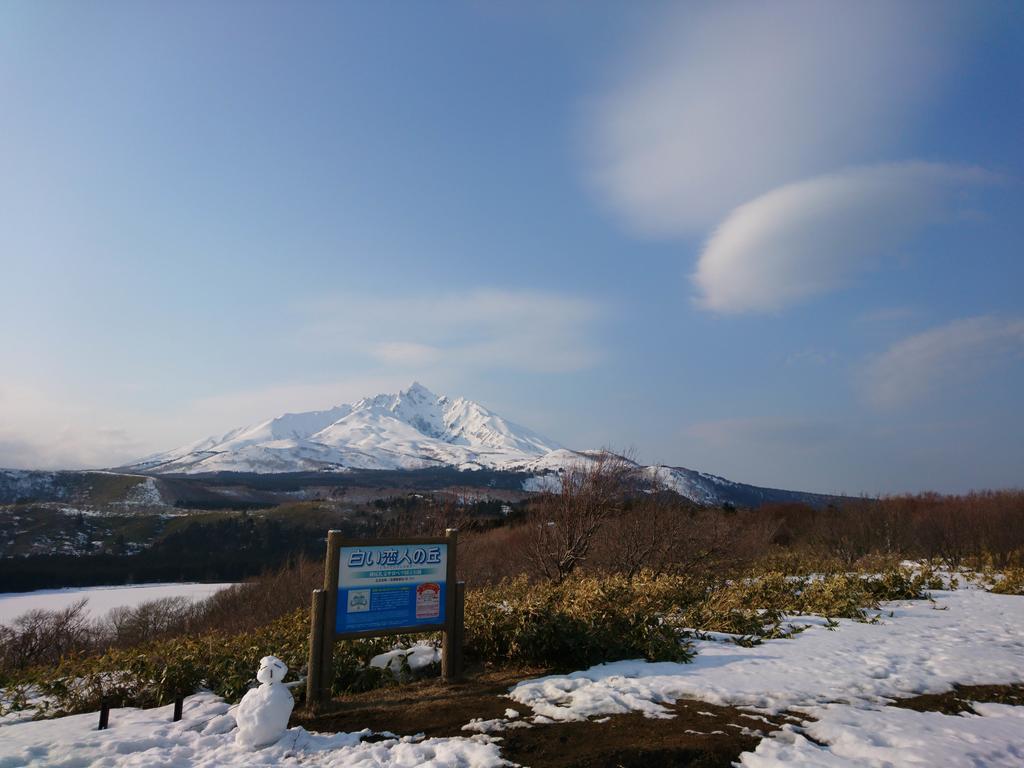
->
[{"left": 235, "top": 656, "right": 294, "bottom": 749}]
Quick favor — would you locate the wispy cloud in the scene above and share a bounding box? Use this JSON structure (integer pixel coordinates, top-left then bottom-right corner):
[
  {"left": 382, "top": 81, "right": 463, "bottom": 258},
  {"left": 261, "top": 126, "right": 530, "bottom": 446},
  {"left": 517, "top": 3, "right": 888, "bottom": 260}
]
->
[
  {"left": 0, "top": 375, "right": 423, "bottom": 470},
  {"left": 302, "top": 289, "right": 607, "bottom": 374},
  {"left": 588, "top": 1, "right": 962, "bottom": 235},
  {"left": 863, "top": 315, "right": 1024, "bottom": 407},
  {"left": 0, "top": 380, "right": 150, "bottom": 470},
  {"left": 693, "top": 163, "right": 996, "bottom": 313}
]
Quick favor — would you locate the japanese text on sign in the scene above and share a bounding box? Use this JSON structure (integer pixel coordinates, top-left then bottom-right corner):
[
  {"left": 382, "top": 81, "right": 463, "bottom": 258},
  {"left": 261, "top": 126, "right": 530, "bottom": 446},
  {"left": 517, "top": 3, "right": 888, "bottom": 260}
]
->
[
  {"left": 336, "top": 543, "right": 448, "bottom": 633},
  {"left": 346, "top": 545, "right": 443, "bottom": 569}
]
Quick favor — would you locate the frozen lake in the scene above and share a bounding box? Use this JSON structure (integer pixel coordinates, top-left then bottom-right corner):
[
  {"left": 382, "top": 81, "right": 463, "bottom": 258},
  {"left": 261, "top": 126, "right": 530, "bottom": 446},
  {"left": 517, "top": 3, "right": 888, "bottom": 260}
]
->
[{"left": 0, "top": 582, "right": 234, "bottom": 625}]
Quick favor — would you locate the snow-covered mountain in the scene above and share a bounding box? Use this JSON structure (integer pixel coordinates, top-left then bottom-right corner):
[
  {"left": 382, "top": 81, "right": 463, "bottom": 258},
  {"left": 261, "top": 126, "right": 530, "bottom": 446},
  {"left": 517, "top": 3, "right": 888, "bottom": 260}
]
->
[
  {"left": 127, "top": 383, "right": 562, "bottom": 475},
  {"left": 120, "top": 382, "right": 841, "bottom": 508}
]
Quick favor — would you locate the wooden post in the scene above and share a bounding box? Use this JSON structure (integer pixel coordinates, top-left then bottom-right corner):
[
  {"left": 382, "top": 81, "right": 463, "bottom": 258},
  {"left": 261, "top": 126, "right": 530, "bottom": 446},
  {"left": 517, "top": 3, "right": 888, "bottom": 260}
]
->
[
  {"left": 98, "top": 699, "right": 110, "bottom": 730},
  {"left": 318, "top": 530, "right": 343, "bottom": 710},
  {"left": 453, "top": 580, "right": 466, "bottom": 681},
  {"left": 442, "top": 529, "right": 459, "bottom": 681},
  {"left": 172, "top": 696, "right": 184, "bottom": 722},
  {"left": 306, "top": 589, "right": 326, "bottom": 712}
]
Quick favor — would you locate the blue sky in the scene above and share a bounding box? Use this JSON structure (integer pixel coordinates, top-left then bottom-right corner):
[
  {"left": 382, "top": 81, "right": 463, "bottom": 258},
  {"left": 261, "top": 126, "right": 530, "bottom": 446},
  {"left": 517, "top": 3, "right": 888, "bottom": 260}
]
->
[{"left": 1, "top": 1, "right": 1022, "bottom": 494}]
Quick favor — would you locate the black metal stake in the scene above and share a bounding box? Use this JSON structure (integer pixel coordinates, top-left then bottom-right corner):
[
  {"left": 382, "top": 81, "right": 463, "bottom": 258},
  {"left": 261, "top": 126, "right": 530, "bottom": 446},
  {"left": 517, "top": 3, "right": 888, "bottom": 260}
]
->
[
  {"left": 98, "top": 700, "right": 110, "bottom": 730},
  {"left": 172, "top": 696, "right": 184, "bottom": 722}
]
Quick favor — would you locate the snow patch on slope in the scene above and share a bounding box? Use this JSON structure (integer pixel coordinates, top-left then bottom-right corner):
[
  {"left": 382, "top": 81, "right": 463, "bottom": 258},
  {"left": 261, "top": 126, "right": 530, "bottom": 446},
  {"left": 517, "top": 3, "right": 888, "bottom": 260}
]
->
[{"left": 124, "top": 477, "right": 164, "bottom": 506}]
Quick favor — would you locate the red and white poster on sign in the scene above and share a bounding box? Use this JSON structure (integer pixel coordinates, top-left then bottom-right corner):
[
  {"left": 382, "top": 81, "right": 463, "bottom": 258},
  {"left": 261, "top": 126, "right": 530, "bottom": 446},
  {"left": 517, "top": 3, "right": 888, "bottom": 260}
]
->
[{"left": 415, "top": 582, "right": 441, "bottom": 620}]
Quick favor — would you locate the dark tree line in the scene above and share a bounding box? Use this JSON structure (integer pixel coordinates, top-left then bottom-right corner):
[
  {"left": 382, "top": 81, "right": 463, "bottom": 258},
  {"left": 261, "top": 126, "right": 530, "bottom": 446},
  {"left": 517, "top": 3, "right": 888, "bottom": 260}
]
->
[{"left": 0, "top": 515, "right": 342, "bottom": 591}]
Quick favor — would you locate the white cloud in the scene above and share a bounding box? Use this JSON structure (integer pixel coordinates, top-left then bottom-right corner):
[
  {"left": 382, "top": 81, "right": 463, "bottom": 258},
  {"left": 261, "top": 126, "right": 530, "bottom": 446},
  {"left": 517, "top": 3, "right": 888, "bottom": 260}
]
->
[
  {"left": 588, "top": 1, "right": 961, "bottom": 235},
  {"left": 693, "top": 162, "right": 995, "bottom": 313},
  {"left": 863, "top": 316, "right": 1024, "bottom": 407},
  {"left": 0, "top": 380, "right": 149, "bottom": 470},
  {"left": 302, "top": 289, "right": 606, "bottom": 374}
]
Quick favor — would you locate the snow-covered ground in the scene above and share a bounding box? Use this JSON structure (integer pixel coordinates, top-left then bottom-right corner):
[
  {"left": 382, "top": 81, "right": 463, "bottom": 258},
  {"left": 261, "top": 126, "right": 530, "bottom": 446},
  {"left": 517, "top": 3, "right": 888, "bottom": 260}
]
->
[
  {"left": 2, "top": 586, "right": 1022, "bottom": 766},
  {"left": 370, "top": 644, "right": 441, "bottom": 677},
  {"left": 0, "top": 583, "right": 233, "bottom": 625},
  {"left": 511, "top": 588, "right": 1024, "bottom": 766},
  {"left": 0, "top": 693, "right": 507, "bottom": 768},
  {"left": 510, "top": 590, "right": 1024, "bottom": 718},
  {"left": 741, "top": 702, "right": 1024, "bottom": 767}
]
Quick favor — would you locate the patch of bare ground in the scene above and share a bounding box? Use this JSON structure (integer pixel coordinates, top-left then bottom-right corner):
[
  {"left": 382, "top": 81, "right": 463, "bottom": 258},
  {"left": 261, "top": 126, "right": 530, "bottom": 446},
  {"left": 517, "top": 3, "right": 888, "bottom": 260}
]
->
[
  {"left": 890, "top": 683, "right": 1024, "bottom": 715},
  {"left": 293, "top": 665, "right": 785, "bottom": 768}
]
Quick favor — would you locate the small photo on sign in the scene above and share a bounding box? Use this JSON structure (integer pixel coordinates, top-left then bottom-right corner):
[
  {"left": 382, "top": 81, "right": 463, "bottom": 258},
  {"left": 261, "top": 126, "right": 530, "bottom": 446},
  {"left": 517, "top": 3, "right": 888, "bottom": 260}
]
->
[
  {"left": 347, "top": 589, "right": 371, "bottom": 613},
  {"left": 416, "top": 582, "right": 441, "bottom": 619}
]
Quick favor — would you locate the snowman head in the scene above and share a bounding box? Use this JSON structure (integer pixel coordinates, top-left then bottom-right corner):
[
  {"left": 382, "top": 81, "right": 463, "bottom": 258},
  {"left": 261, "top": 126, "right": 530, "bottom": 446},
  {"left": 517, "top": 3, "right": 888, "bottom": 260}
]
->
[{"left": 256, "top": 656, "right": 288, "bottom": 685}]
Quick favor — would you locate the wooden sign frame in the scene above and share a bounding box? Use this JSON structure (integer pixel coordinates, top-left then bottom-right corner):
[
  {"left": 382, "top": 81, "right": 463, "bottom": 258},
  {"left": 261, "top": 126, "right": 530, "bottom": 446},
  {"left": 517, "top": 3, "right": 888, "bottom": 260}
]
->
[{"left": 306, "top": 528, "right": 464, "bottom": 710}]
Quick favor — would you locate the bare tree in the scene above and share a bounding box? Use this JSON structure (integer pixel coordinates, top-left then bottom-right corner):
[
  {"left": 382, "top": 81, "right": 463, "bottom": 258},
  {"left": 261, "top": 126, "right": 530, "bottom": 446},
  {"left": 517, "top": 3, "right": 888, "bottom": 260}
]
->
[
  {"left": 104, "top": 597, "right": 194, "bottom": 646},
  {"left": 524, "top": 452, "right": 635, "bottom": 581},
  {"left": 590, "top": 488, "right": 683, "bottom": 577},
  {"left": 0, "top": 598, "right": 94, "bottom": 672}
]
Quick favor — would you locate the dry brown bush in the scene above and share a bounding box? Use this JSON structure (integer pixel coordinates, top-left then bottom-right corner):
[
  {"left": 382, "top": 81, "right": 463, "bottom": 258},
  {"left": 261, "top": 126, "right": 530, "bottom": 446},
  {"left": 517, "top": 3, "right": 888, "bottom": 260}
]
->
[
  {"left": 189, "top": 555, "right": 324, "bottom": 635},
  {"left": 760, "top": 490, "right": 1024, "bottom": 567},
  {"left": 458, "top": 523, "right": 534, "bottom": 585}
]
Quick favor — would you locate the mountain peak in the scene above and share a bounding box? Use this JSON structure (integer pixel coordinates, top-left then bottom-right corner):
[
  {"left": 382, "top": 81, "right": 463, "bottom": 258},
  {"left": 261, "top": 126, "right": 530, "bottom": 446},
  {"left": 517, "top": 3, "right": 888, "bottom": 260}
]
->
[
  {"left": 126, "top": 383, "right": 560, "bottom": 475},
  {"left": 403, "top": 381, "right": 435, "bottom": 398}
]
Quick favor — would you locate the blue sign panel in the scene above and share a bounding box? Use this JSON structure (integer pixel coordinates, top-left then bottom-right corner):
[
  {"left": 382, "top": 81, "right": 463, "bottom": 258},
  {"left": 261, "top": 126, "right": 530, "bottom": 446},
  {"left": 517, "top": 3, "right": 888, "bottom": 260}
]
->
[{"left": 335, "top": 543, "right": 447, "bottom": 634}]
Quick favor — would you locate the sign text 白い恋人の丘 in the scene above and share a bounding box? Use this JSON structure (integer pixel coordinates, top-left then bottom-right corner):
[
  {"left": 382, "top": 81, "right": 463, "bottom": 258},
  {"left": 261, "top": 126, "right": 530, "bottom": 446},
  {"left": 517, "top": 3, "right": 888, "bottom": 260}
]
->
[{"left": 335, "top": 544, "right": 448, "bottom": 633}]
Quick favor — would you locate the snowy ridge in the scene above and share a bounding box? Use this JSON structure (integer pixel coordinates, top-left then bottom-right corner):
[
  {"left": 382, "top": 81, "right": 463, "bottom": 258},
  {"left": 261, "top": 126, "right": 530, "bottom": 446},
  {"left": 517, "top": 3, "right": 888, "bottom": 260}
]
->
[
  {"left": 126, "top": 383, "right": 562, "bottom": 475},
  {"left": 521, "top": 459, "right": 838, "bottom": 507}
]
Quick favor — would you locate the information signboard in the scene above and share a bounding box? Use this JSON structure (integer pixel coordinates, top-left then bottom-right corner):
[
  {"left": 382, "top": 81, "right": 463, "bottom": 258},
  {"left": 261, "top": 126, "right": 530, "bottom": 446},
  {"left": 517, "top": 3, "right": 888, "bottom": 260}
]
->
[
  {"left": 307, "top": 530, "right": 465, "bottom": 711},
  {"left": 336, "top": 542, "right": 448, "bottom": 633}
]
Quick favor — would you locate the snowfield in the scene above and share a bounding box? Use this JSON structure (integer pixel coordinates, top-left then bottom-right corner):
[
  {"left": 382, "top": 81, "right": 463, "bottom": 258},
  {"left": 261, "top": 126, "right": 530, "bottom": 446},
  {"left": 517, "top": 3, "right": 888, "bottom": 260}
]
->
[
  {"left": 1, "top": 586, "right": 1022, "bottom": 766},
  {"left": 0, "top": 693, "right": 507, "bottom": 768},
  {"left": 0, "top": 583, "right": 234, "bottom": 625},
  {"left": 510, "top": 587, "right": 1024, "bottom": 766},
  {"left": 741, "top": 702, "right": 1024, "bottom": 767}
]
